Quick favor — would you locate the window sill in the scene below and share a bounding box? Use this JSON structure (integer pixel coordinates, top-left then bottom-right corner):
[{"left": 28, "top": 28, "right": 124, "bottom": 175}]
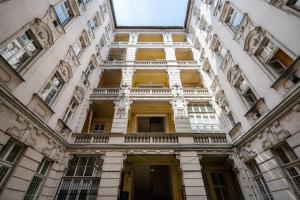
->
[
  {"left": 270, "top": 56, "right": 300, "bottom": 89},
  {"left": 244, "top": 98, "right": 264, "bottom": 117},
  {"left": 0, "top": 58, "right": 25, "bottom": 91},
  {"left": 56, "top": 118, "right": 72, "bottom": 140},
  {"left": 28, "top": 93, "right": 55, "bottom": 121},
  {"left": 228, "top": 122, "right": 242, "bottom": 142}
]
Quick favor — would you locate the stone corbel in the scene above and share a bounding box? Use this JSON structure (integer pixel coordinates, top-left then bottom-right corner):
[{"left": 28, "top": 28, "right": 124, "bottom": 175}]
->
[
  {"left": 56, "top": 119, "right": 72, "bottom": 141},
  {"left": 31, "top": 18, "right": 54, "bottom": 49}
]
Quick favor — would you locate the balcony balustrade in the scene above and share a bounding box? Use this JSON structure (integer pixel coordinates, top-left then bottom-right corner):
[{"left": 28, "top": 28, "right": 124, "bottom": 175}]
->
[
  {"left": 109, "top": 41, "right": 191, "bottom": 47},
  {"left": 91, "top": 88, "right": 210, "bottom": 98},
  {"left": 70, "top": 132, "right": 229, "bottom": 146},
  {"left": 130, "top": 88, "right": 172, "bottom": 97},
  {"left": 133, "top": 60, "right": 168, "bottom": 65}
]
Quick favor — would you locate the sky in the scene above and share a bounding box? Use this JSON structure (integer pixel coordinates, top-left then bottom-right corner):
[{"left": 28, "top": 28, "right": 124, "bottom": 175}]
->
[{"left": 112, "top": 0, "right": 189, "bottom": 27}]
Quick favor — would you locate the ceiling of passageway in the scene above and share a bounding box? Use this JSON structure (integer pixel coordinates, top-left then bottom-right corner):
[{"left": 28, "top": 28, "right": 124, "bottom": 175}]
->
[{"left": 110, "top": 0, "right": 190, "bottom": 28}]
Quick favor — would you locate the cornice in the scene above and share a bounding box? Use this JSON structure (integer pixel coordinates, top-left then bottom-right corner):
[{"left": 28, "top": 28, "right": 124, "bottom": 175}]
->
[
  {"left": 234, "top": 84, "right": 300, "bottom": 147},
  {"left": 0, "top": 84, "right": 68, "bottom": 146}
]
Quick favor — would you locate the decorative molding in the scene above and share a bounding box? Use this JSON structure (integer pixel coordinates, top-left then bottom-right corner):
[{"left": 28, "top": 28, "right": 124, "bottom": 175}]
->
[{"left": 31, "top": 18, "right": 54, "bottom": 49}]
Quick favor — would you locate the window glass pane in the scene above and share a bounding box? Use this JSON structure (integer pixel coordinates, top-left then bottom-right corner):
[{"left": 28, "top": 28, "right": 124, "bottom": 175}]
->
[
  {"left": 55, "top": 2, "right": 70, "bottom": 25},
  {"left": 40, "top": 159, "right": 51, "bottom": 175},
  {"left": 75, "top": 157, "right": 88, "bottom": 176},
  {"left": 24, "top": 175, "right": 43, "bottom": 200},
  {"left": 6, "top": 144, "right": 22, "bottom": 163}
]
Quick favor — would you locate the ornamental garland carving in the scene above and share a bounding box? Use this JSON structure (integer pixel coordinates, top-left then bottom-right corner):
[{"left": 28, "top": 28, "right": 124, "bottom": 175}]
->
[
  {"left": 171, "top": 98, "right": 188, "bottom": 118},
  {"left": 31, "top": 18, "right": 54, "bottom": 49},
  {"left": 227, "top": 65, "right": 242, "bottom": 86},
  {"left": 66, "top": 46, "right": 80, "bottom": 67},
  {"left": 74, "top": 86, "right": 85, "bottom": 103},
  {"left": 57, "top": 60, "right": 73, "bottom": 82},
  {"left": 244, "top": 26, "right": 265, "bottom": 55}
]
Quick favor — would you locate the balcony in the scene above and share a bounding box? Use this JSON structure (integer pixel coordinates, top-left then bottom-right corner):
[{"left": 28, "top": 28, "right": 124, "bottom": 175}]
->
[
  {"left": 70, "top": 132, "right": 229, "bottom": 146},
  {"left": 130, "top": 88, "right": 172, "bottom": 98},
  {"left": 91, "top": 88, "right": 210, "bottom": 99}
]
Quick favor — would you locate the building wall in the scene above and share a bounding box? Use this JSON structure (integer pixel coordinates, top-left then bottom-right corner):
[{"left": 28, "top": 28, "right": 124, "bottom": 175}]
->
[{"left": 0, "top": 0, "right": 299, "bottom": 199}]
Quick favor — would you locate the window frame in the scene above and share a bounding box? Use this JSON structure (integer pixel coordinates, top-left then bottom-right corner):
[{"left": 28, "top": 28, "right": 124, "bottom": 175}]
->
[
  {"left": 40, "top": 72, "right": 65, "bottom": 106},
  {"left": 273, "top": 143, "right": 300, "bottom": 196},
  {"left": 62, "top": 97, "right": 79, "bottom": 125},
  {"left": 224, "top": 5, "right": 244, "bottom": 33},
  {"left": 0, "top": 140, "right": 24, "bottom": 191},
  {"left": 0, "top": 30, "right": 41, "bottom": 72},
  {"left": 54, "top": 0, "right": 73, "bottom": 27},
  {"left": 24, "top": 158, "right": 52, "bottom": 200},
  {"left": 255, "top": 36, "right": 295, "bottom": 79},
  {"left": 247, "top": 160, "right": 274, "bottom": 200}
]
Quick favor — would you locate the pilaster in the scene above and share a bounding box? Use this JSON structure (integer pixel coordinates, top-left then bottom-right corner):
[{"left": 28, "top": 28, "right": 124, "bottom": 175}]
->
[
  {"left": 178, "top": 152, "right": 207, "bottom": 200},
  {"left": 111, "top": 67, "right": 134, "bottom": 133},
  {"left": 168, "top": 67, "right": 193, "bottom": 133},
  {"left": 98, "top": 152, "right": 124, "bottom": 200}
]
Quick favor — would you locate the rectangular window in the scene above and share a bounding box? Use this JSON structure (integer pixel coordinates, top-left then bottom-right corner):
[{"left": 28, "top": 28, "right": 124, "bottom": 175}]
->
[
  {"left": 0, "top": 140, "right": 23, "bottom": 189},
  {"left": 55, "top": 156, "right": 102, "bottom": 200},
  {"left": 40, "top": 73, "right": 64, "bottom": 105},
  {"left": 257, "top": 38, "right": 294, "bottom": 77},
  {"left": 24, "top": 158, "right": 52, "bottom": 200},
  {"left": 63, "top": 98, "right": 78, "bottom": 125},
  {"left": 274, "top": 143, "right": 300, "bottom": 194},
  {"left": 216, "top": 41, "right": 227, "bottom": 60},
  {"left": 72, "top": 36, "right": 85, "bottom": 56},
  {"left": 0, "top": 31, "right": 40, "bottom": 71},
  {"left": 84, "top": 62, "right": 93, "bottom": 80},
  {"left": 247, "top": 160, "right": 273, "bottom": 200},
  {"left": 55, "top": 1, "right": 73, "bottom": 26},
  {"left": 227, "top": 111, "right": 236, "bottom": 127},
  {"left": 93, "top": 122, "right": 105, "bottom": 133},
  {"left": 225, "top": 6, "right": 243, "bottom": 32},
  {"left": 188, "top": 103, "right": 219, "bottom": 133},
  {"left": 88, "top": 14, "right": 100, "bottom": 35},
  {"left": 235, "top": 78, "right": 257, "bottom": 108},
  {"left": 79, "top": 0, "right": 92, "bottom": 6}
]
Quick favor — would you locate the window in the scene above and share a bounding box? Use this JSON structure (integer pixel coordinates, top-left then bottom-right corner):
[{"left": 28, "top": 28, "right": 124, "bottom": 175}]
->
[
  {"left": 222, "top": 106, "right": 236, "bottom": 127},
  {"left": 0, "top": 140, "right": 23, "bottom": 189},
  {"left": 215, "top": 41, "right": 227, "bottom": 60},
  {"left": 247, "top": 160, "right": 273, "bottom": 200},
  {"left": 235, "top": 78, "right": 257, "bottom": 108},
  {"left": 288, "top": 0, "right": 300, "bottom": 11},
  {"left": 62, "top": 98, "right": 78, "bottom": 125},
  {"left": 88, "top": 12, "right": 101, "bottom": 34},
  {"left": 24, "top": 158, "right": 52, "bottom": 200},
  {"left": 93, "top": 122, "right": 105, "bottom": 133},
  {"left": 137, "top": 117, "right": 165, "bottom": 132},
  {"left": 274, "top": 143, "right": 300, "bottom": 194},
  {"left": 78, "top": 0, "right": 92, "bottom": 6},
  {"left": 0, "top": 31, "right": 40, "bottom": 71},
  {"left": 55, "top": 1, "right": 73, "bottom": 26},
  {"left": 40, "top": 73, "right": 64, "bottom": 105},
  {"left": 72, "top": 36, "right": 85, "bottom": 56},
  {"left": 188, "top": 103, "right": 219, "bottom": 133},
  {"left": 55, "top": 156, "right": 102, "bottom": 200},
  {"left": 84, "top": 61, "right": 93, "bottom": 81},
  {"left": 225, "top": 6, "right": 243, "bottom": 32},
  {"left": 256, "top": 38, "right": 294, "bottom": 77}
]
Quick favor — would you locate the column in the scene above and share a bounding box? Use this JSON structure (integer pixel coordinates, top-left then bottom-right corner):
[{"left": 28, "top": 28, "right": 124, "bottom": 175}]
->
[
  {"left": 98, "top": 152, "right": 124, "bottom": 200},
  {"left": 111, "top": 67, "right": 134, "bottom": 133},
  {"left": 163, "top": 32, "right": 172, "bottom": 45},
  {"left": 178, "top": 152, "right": 207, "bottom": 200},
  {"left": 168, "top": 67, "right": 193, "bottom": 133},
  {"left": 129, "top": 32, "right": 138, "bottom": 45},
  {"left": 165, "top": 47, "right": 177, "bottom": 65}
]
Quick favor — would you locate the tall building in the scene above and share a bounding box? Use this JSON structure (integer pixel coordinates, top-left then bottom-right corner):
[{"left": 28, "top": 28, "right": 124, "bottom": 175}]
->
[{"left": 0, "top": 0, "right": 299, "bottom": 199}]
